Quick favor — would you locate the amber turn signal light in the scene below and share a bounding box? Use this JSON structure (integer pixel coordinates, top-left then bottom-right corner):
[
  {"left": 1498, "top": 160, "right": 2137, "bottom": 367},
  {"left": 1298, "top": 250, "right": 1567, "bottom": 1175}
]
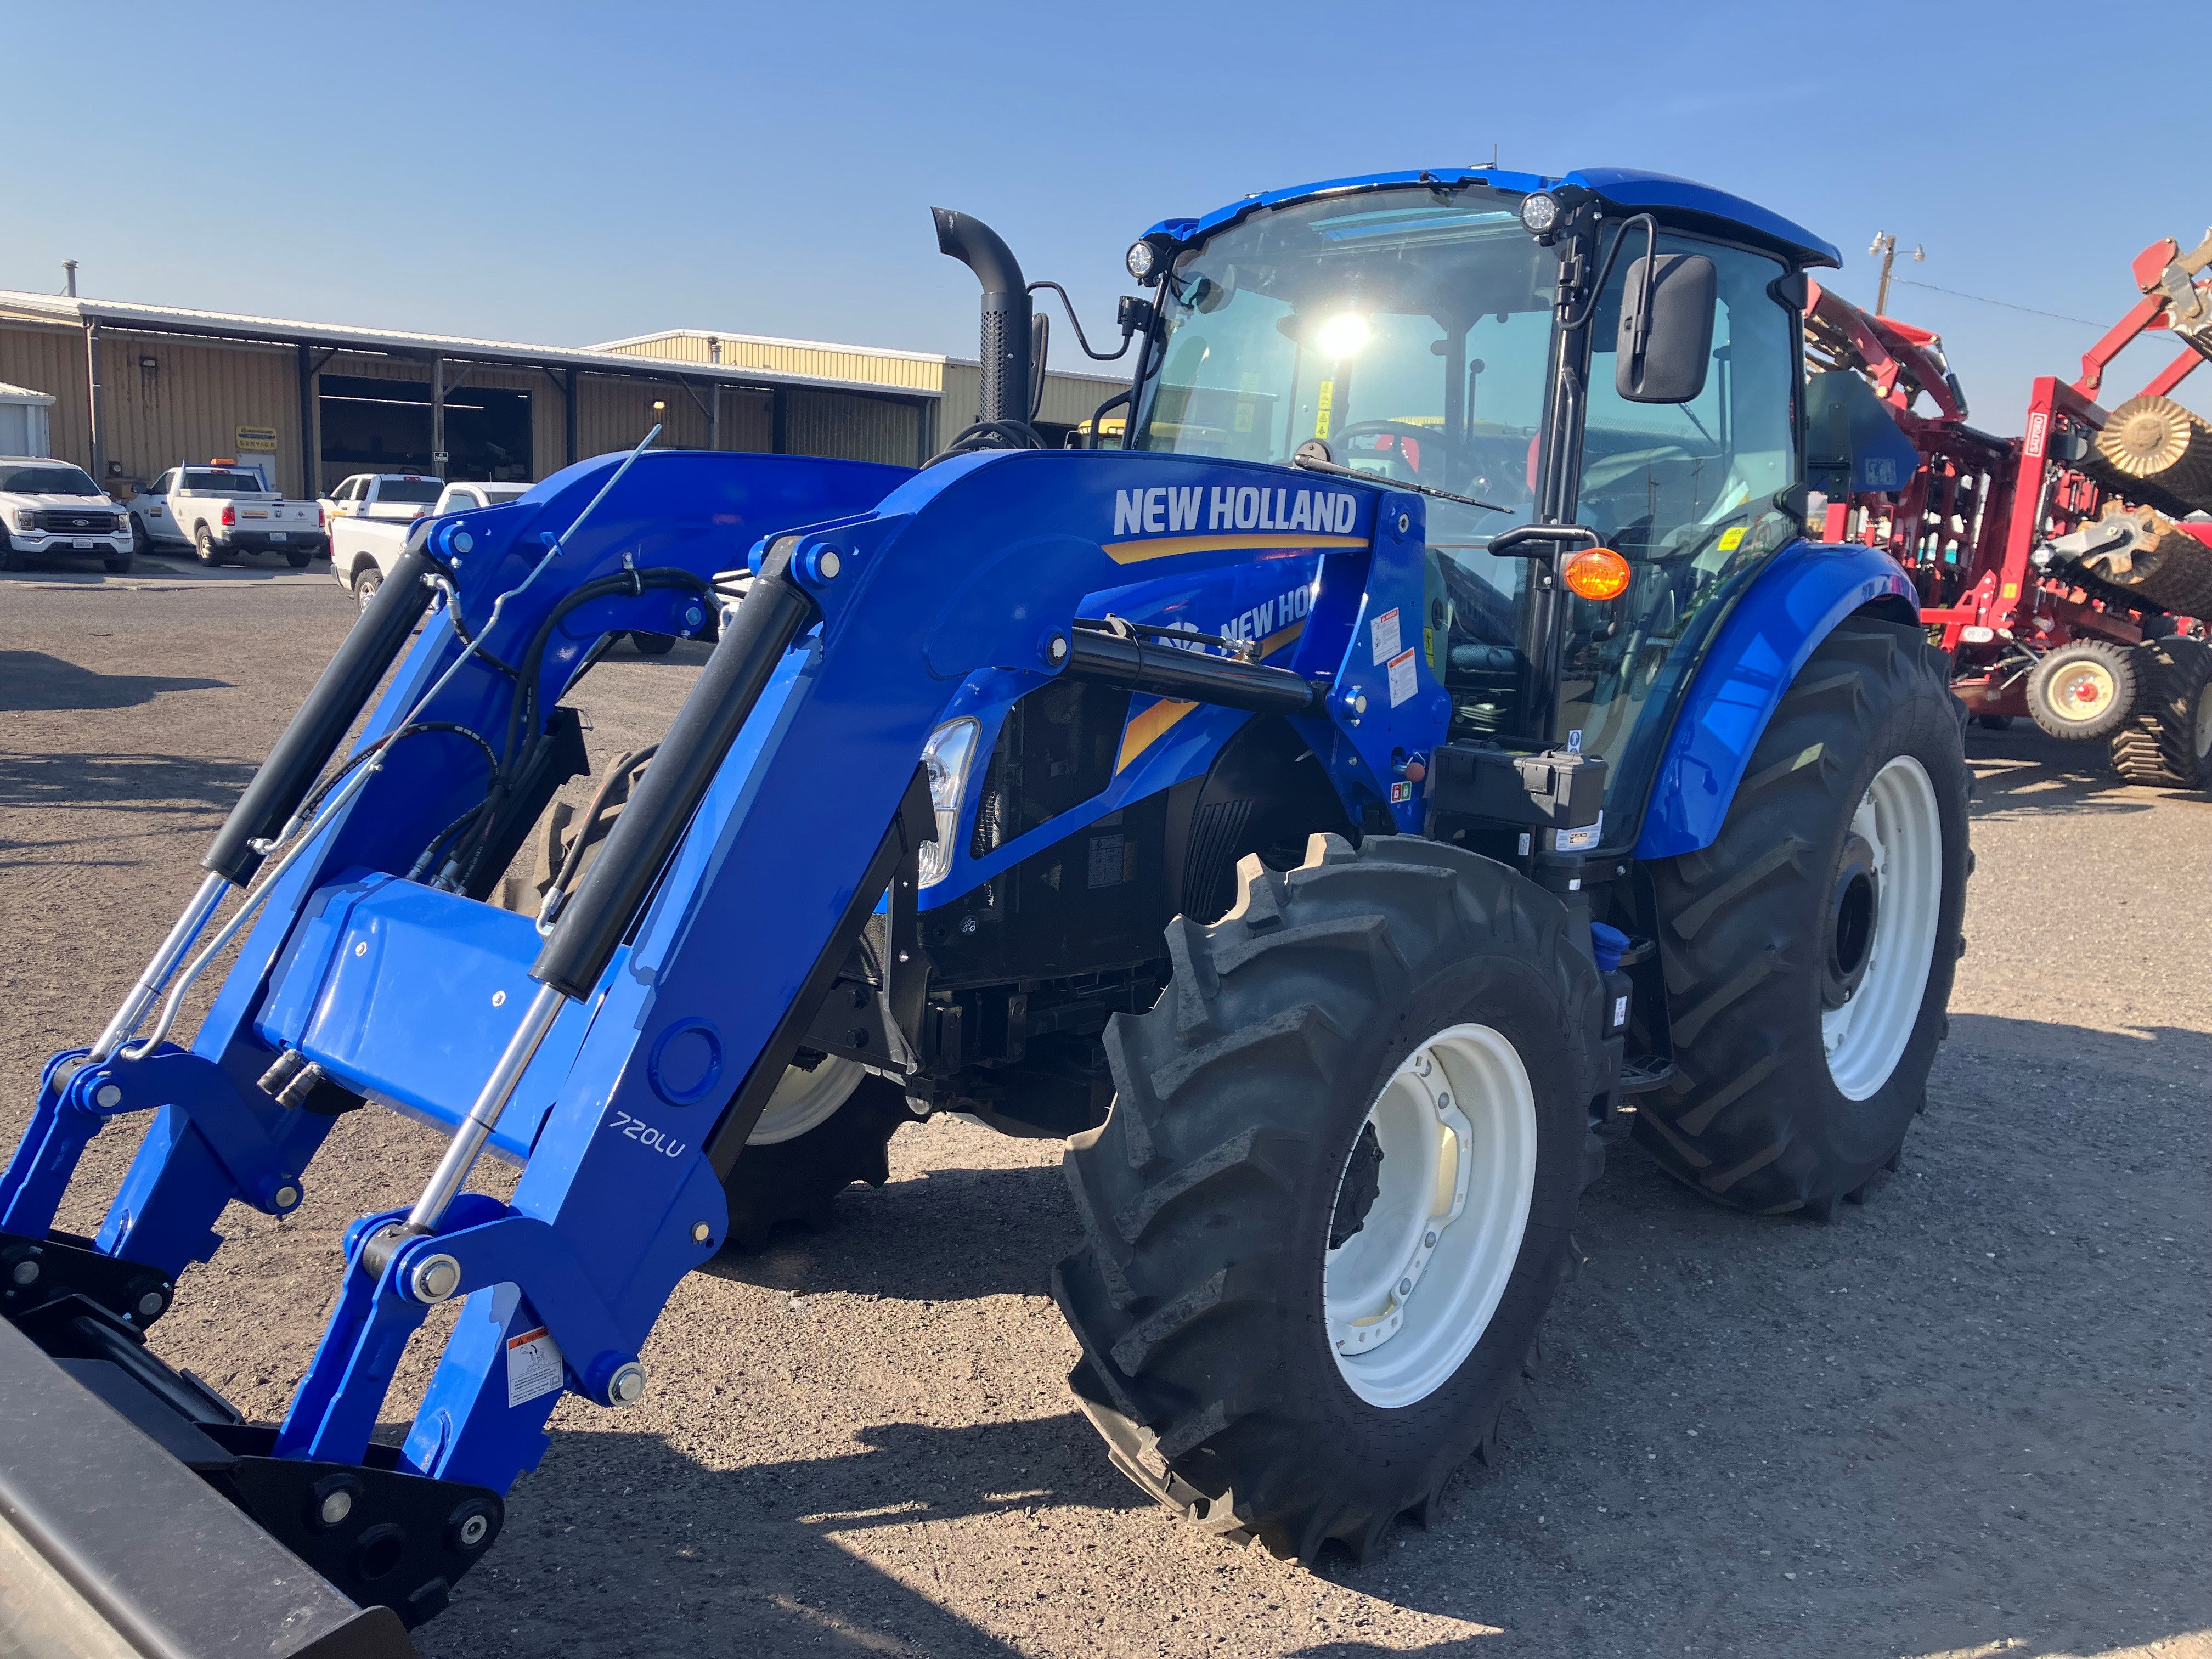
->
[{"left": 1562, "top": 546, "right": 1631, "bottom": 601}]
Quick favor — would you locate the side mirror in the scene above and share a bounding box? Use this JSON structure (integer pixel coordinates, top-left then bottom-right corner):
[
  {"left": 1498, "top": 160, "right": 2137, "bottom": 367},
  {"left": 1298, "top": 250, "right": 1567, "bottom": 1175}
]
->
[{"left": 1616, "top": 253, "right": 1716, "bottom": 403}]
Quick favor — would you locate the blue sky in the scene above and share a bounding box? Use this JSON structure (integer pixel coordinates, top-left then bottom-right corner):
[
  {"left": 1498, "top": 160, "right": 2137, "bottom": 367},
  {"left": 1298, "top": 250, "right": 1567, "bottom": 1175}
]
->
[{"left": 5, "top": 0, "right": 2201, "bottom": 432}]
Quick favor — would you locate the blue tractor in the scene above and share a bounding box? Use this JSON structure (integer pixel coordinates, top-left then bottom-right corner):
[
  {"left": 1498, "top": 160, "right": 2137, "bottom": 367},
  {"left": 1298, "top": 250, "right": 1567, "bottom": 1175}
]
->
[{"left": 0, "top": 166, "right": 1968, "bottom": 1654}]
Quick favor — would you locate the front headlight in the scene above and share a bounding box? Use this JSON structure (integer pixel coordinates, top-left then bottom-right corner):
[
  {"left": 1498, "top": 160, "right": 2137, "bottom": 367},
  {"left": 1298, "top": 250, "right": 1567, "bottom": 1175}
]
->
[
  {"left": 917, "top": 717, "right": 980, "bottom": 888},
  {"left": 12, "top": 509, "right": 35, "bottom": 531}
]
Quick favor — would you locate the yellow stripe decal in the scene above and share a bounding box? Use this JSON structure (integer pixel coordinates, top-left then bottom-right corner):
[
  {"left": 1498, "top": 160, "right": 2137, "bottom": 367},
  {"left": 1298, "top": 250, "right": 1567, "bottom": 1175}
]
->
[
  {"left": 1101, "top": 532, "right": 1369, "bottom": 566},
  {"left": 1115, "top": 698, "right": 1199, "bottom": 773},
  {"left": 1111, "top": 620, "right": 1307, "bottom": 774}
]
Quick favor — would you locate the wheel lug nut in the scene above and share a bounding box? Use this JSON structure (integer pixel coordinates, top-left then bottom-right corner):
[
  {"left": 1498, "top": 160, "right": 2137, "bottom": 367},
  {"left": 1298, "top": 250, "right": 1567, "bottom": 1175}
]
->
[
  {"left": 1398, "top": 1277, "right": 1413, "bottom": 1296},
  {"left": 1424, "top": 1231, "right": 1437, "bottom": 1248}
]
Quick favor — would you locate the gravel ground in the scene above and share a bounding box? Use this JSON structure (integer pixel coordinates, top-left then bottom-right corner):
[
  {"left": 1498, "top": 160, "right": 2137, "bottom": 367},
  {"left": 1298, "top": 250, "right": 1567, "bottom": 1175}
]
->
[{"left": 0, "top": 573, "right": 2204, "bottom": 1659}]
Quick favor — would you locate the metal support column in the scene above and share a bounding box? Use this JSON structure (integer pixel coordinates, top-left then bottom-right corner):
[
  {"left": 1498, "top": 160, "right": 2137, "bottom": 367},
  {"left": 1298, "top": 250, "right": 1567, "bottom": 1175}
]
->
[
  {"left": 770, "top": 386, "right": 788, "bottom": 455},
  {"left": 707, "top": 381, "right": 721, "bottom": 452},
  {"left": 296, "top": 344, "right": 315, "bottom": 499},
  {"left": 430, "top": 356, "right": 447, "bottom": 476},
  {"left": 84, "top": 321, "right": 105, "bottom": 482},
  {"left": 917, "top": 397, "right": 934, "bottom": 466},
  {"left": 563, "top": 370, "right": 578, "bottom": 467}
]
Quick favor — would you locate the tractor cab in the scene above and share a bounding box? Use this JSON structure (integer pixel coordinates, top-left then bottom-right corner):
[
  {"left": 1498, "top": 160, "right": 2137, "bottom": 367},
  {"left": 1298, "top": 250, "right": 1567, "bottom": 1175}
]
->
[{"left": 1123, "top": 171, "right": 1831, "bottom": 840}]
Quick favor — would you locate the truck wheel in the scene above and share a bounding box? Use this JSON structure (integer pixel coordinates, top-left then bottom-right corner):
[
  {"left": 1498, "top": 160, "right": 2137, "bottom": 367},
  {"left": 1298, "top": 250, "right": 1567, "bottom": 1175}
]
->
[
  {"left": 2025, "top": 638, "right": 2137, "bottom": 740},
  {"left": 193, "top": 524, "right": 227, "bottom": 567},
  {"left": 1637, "top": 618, "right": 1969, "bottom": 1218},
  {"left": 2109, "top": 635, "right": 2212, "bottom": 789},
  {"left": 1056, "top": 834, "right": 1599, "bottom": 1564},
  {"left": 710, "top": 1066, "right": 913, "bottom": 1252},
  {"left": 128, "top": 514, "right": 154, "bottom": 550},
  {"left": 630, "top": 631, "right": 678, "bottom": 656},
  {"left": 352, "top": 567, "right": 382, "bottom": 614},
  {"left": 284, "top": 550, "right": 312, "bottom": 569},
  {"left": 104, "top": 552, "right": 131, "bottom": 573}
]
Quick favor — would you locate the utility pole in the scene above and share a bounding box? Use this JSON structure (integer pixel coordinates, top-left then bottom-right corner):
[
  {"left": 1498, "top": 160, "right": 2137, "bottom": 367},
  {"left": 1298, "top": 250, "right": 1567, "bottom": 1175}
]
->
[{"left": 1867, "top": 232, "right": 1923, "bottom": 316}]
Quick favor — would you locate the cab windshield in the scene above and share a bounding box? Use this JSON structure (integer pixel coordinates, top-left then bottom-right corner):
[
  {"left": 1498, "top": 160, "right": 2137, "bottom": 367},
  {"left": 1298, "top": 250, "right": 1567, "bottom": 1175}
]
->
[
  {"left": 1130, "top": 185, "right": 1553, "bottom": 673},
  {"left": 1130, "top": 185, "right": 1806, "bottom": 841}
]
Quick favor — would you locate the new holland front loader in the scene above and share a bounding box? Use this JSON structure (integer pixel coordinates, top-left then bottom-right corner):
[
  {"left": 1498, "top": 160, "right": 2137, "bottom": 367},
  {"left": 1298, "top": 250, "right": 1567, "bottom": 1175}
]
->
[{"left": 0, "top": 166, "right": 1969, "bottom": 1654}]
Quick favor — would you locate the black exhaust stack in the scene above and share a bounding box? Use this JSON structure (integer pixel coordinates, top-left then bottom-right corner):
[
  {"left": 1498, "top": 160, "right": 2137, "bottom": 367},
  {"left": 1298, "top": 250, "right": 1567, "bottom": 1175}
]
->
[{"left": 933, "top": 208, "right": 1032, "bottom": 427}]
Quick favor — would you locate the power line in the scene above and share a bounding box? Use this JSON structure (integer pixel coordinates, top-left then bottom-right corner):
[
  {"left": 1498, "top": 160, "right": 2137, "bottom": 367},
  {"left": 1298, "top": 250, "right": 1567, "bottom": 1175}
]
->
[{"left": 1889, "top": 277, "right": 2102, "bottom": 329}]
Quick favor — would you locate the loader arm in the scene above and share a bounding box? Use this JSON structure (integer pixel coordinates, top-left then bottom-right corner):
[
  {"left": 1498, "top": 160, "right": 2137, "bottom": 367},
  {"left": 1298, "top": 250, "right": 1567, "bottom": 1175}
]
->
[{"left": 0, "top": 442, "right": 1425, "bottom": 1645}]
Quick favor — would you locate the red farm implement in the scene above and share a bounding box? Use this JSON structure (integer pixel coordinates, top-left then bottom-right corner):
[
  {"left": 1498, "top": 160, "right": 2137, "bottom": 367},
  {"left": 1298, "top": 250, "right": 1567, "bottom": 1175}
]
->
[{"left": 1806, "top": 230, "right": 2212, "bottom": 787}]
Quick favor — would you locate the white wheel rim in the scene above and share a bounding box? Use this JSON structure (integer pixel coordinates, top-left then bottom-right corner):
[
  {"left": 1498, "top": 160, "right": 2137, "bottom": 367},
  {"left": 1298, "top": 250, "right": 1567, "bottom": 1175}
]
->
[
  {"left": 1822, "top": 755, "right": 1943, "bottom": 1100},
  {"left": 747, "top": 1054, "right": 865, "bottom": 1145},
  {"left": 2050, "top": 662, "right": 2115, "bottom": 723},
  {"left": 1324, "top": 1023, "right": 1536, "bottom": 1409}
]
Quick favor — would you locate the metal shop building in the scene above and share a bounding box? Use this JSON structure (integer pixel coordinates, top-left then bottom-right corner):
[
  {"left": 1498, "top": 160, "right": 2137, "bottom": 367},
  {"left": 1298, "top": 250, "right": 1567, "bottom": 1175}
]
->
[{"left": 0, "top": 291, "right": 1125, "bottom": 498}]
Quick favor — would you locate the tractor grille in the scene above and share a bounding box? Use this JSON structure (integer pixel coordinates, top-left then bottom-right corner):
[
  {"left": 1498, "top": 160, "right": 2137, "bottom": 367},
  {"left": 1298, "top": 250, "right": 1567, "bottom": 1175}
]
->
[{"left": 36, "top": 509, "right": 119, "bottom": 534}]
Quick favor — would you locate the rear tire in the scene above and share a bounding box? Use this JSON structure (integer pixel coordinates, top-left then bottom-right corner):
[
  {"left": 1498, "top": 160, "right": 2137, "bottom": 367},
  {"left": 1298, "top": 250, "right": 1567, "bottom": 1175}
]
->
[
  {"left": 2108, "top": 636, "right": 2212, "bottom": 789},
  {"left": 630, "top": 631, "right": 677, "bottom": 656},
  {"left": 1056, "top": 834, "right": 1599, "bottom": 1565},
  {"left": 2026, "top": 637, "right": 2137, "bottom": 740},
  {"left": 352, "top": 567, "right": 382, "bottom": 615},
  {"left": 193, "top": 524, "right": 226, "bottom": 567},
  {"left": 1636, "top": 619, "right": 1969, "bottom": 1216}
]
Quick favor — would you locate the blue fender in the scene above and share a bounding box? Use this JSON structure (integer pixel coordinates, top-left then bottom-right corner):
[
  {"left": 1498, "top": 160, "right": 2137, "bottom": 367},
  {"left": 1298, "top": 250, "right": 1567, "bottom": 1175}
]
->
[{"left": 1632, "top": 541, "right": 1918, "bottom": 860}]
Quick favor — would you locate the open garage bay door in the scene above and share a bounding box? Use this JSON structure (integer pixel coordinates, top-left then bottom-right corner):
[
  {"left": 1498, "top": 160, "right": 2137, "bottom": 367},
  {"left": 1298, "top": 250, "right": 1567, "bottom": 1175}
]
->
[{"left": 319, "top": 374, "right": 533, "bottom": 490}]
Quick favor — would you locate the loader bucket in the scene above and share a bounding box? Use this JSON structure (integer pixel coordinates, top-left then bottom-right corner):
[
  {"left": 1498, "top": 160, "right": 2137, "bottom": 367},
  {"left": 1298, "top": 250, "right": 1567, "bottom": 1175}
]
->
[{"left": 0, "top": 1316, "right": 412, "bottom": 1658}]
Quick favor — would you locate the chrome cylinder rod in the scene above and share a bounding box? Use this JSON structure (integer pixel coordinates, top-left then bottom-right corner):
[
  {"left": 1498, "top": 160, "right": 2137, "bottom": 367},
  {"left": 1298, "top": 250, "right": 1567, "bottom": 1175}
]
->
[
  {"left": 403, "top": 982, "right": 568, "bottom": 1237},
  {"left": 88, "top": 872, "right": 231, "bottom": 1063}
]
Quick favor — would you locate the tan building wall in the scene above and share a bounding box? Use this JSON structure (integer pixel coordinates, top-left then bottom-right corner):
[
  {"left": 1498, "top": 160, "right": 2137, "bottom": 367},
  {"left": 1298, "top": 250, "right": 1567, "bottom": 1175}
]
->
[
  {"left": 0, "top": 317, "right": 92, "bottom": 469},
  {"left": 611, "top": 330, "right": 1122, "bottom": 446},
  {"left": 0, "top": 315, "right": 960, "bottom": 492},
  {"left": 605, "top": 331, "right": 943, "bottom": 393}
]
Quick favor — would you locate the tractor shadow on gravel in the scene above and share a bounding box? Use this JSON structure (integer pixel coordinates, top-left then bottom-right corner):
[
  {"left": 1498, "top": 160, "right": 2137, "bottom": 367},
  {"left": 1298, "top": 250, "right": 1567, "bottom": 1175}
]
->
[
  {"left": 705, "top": 1156, "right": 1073, "bottom": 1304},
  {"left": 0, "top": 649, "right": 228, "bottom": 712},
  {"left": 427, "top": 1414, "right": 1142, "bottom": 1658}
]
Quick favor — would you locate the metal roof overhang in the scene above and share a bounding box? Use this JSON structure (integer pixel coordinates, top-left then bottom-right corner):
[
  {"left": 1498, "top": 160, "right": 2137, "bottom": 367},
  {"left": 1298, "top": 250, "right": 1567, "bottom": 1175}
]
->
[{"left": 0, "top": 292, "right": 938, "bottom": 407}]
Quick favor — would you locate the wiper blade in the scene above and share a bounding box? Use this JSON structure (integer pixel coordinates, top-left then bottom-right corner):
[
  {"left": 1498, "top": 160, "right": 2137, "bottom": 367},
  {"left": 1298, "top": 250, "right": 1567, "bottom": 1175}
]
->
[{"left": 1292, "top": 448, "right": 1506, "bottom": 514}]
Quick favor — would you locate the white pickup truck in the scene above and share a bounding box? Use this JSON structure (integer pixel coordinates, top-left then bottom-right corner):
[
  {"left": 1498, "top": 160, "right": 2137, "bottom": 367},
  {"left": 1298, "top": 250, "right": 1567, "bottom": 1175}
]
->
[
  {"left": 126, "top": 464, "right": 326, "bottom": 567},
  {"left": 330, "top": 478, "right": 527, "bottom": 611},
  {"left": 0, "top": 456, "right": 134, "bottom": 572},
  {"left": 320, "top": 473, "right": 446, "bottom": 524}
]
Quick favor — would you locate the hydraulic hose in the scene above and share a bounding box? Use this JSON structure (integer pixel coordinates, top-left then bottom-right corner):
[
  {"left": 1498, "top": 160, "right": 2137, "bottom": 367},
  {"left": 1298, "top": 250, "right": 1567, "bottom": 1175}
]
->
[
  {"left": 530, "top": 543, "right": 817, "bottom": 1001},
  {"left": 201, "top": 539, "right": 437, "bottom": 884}
]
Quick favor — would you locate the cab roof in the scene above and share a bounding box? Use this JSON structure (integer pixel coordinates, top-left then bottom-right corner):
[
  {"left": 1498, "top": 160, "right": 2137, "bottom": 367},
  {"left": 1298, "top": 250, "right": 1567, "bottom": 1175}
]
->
[{"left": 1144, "top": 166, "right": 1841, "bottom": 271}]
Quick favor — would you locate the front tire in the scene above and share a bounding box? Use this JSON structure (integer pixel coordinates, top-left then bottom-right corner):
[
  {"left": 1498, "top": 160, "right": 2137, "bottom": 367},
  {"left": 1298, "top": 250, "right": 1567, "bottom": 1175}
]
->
[
  {"left": 1056, "top": 834, "right": 1599, "bottom": 1564},
  {"left": 710, "top": 1066, "right": 913, "bottom": 1252},
  {"left": 1637, "top": 618, "right": 1970, "bottom": 1217}
]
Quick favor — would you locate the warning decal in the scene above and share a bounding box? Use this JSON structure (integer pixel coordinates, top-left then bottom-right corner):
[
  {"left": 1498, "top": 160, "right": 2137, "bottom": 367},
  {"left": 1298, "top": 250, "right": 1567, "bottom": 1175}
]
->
[
  {"left": 1370, "top": 607, "right": 1401, "bottom": 664},
  {"left": 1387, "top": 646, "right": 1418, "bottom": 708},
  {"left": 506, "top": 1325, "right": 565, "bottom": 1407}
]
